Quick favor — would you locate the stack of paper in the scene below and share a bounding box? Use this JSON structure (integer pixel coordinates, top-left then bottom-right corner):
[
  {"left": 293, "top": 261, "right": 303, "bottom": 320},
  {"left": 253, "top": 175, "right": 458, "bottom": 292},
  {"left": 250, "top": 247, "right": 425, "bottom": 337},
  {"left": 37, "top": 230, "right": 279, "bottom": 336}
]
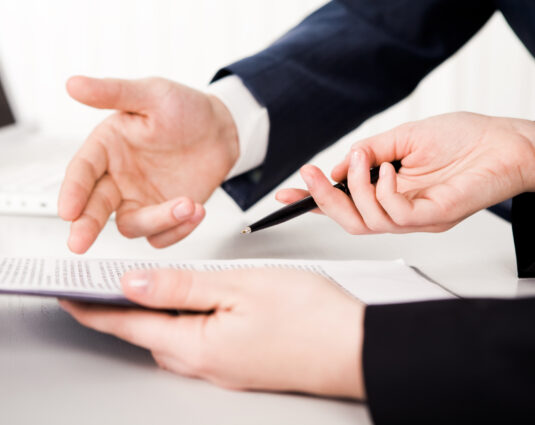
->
[{"left": 0, "top": 257, "right": 456, "bottom": 306}]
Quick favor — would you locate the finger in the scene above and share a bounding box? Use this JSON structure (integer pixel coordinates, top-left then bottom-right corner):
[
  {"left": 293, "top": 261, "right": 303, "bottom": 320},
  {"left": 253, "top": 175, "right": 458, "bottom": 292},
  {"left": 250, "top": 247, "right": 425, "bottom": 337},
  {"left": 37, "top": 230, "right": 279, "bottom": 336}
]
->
[
  {"left": 275, "top": 188, "right": 322, "bottom": 214},
  {"left": 347, "top": 150, "right": 396, "bottom": 232},
  {"left": 58, "top": 134, "right": 110, "bottom": 221},
  {"left": 352, "top": 125, "right": 410, "bottom": 165},
  {"left": 116, "top": 197, "right": 196, "bottom": 238},
  {"left": 146, "top": 203, "right": 205, "bottom": 248},
  {"left": 375, "top": 164, "right": 446, "bottom": 228},
  {"left": 60, "top": 300, "right": 213, "bottom": 374},
  {"left": 59, "top": 300, "right": 177, "bottom": 353},
  {"left": 331, "top": 151, "right": 352, "bottom": 182},
  {"left": 331, "top": 125, "right": 412, "bottom": 182},
  {"left": 120, "top": 267, "right": 239, "bottom": 311},
  {"left": 300, "top": 165, "right": 369, "bottom": 234},
  {"left": 374, "top": 162, "right": 417, "bottom": 226},
  {"left": 152, "top": 352, "right": 202, "bottom": 379},
  {"left": 375, "top": 162, "right": 398, "bottom": 202},
  {"left": 275, "top": 188, "right": 309, "bottom": 203},
  {"left": 66, "top": 75, "right": 153, "bottom": 113},
  {"left": 67, "top": 175, "right": 121, "bottom": 254}
]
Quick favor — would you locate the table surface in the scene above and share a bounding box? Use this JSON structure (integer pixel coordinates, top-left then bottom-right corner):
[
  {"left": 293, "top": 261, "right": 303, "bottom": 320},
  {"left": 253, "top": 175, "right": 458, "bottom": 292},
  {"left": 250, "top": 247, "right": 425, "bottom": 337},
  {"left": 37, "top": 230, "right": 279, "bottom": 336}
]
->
[{"left": 0, "top": 179, "right": 524, "bottom": 425}]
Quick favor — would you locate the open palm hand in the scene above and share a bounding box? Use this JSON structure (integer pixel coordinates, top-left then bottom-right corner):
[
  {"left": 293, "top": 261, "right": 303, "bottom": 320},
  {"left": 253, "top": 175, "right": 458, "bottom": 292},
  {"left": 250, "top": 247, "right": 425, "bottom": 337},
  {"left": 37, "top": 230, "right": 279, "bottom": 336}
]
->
[{"left": 58, "top": 76, "right": 238, "bottom": 252}]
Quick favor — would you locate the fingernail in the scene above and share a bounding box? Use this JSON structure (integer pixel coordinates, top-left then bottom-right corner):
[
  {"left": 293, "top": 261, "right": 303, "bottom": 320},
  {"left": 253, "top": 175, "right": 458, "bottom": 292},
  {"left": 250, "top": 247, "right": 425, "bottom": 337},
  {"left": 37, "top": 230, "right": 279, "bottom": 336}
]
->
[
  {"left": 173, "top": 201, "right": 193, "bottom": 220},
  {"left": 380, "top": 163, "right": 387, "bottom": 178},
  {"left": 301, "top": 166, "right": 315, "bottom": 187},
  {"left": 350, "top": 150, "right": 363, "bottom": 168},
  {"left": 126, "top": 271, "right": 151, "bottom": 292}
]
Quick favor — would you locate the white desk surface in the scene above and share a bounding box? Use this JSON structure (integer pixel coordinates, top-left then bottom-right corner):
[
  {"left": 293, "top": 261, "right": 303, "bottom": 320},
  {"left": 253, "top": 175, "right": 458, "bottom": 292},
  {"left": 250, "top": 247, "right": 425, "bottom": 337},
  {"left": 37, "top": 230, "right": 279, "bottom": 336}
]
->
[{"left": 0, "top": 186, "right": 524, "bottom": 425}]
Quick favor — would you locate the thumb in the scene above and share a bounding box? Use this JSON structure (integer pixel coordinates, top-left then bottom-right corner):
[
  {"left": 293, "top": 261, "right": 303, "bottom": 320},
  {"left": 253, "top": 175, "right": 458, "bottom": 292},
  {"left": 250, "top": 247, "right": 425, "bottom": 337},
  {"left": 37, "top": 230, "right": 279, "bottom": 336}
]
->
[
  {"left": 66, "top": 75, "right": 153, "bottom": 113},
  {"left": 121, "top": 268, "right": 238, "bottom": 311}
]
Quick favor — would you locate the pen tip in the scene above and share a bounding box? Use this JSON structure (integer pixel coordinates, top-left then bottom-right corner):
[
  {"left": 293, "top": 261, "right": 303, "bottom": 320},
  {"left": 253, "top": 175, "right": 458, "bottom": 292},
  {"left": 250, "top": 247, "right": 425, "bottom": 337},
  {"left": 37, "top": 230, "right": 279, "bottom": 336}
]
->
[{"left": 241, "top": 227, "right": 251, "bottom": 235}]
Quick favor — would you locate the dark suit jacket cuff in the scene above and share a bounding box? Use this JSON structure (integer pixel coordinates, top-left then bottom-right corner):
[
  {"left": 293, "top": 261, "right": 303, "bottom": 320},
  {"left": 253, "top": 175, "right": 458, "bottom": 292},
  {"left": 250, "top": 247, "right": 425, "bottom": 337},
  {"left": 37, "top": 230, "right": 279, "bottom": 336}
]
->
[
  {"left": 512, "top": 192, "right": 535, "bottom": 277},
  {"left": 220, "top": 169, "right": 263, "bottom": 211},
  {"left": 212, "top": 68, "right": 268, "bottom": 210},
  {"left": 364, "top": 300, "right": 487, "bottom": 424}
]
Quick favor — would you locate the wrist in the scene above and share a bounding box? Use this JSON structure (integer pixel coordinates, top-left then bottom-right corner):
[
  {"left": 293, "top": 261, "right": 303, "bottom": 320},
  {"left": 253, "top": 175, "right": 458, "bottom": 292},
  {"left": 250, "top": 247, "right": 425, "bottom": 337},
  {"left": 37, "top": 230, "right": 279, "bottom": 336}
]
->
[
  {"left": 512, "top": 118, "right": 535, "bottom": 192},
  {"left": 318, "top": 298, "right": 366, "bottom": 400},
  {"left": 208, "top": 94, "right": 240, "bottom": 176}
]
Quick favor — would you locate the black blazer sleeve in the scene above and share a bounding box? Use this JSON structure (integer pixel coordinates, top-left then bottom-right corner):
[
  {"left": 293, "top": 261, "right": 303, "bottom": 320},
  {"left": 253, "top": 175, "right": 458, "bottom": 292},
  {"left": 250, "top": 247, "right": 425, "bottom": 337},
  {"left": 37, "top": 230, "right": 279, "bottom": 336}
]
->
[
  {"left": 363, "top": 193, "right": 535, "bottom": 424},
  {"left": 215, "top": 0, "right": 496, "bottom": 210},
  {"left": 363, "top": 297, "right": 535, "bottom": 424},
  {"left": 512, "top": 193, "right": 535, "bottom": 277}
]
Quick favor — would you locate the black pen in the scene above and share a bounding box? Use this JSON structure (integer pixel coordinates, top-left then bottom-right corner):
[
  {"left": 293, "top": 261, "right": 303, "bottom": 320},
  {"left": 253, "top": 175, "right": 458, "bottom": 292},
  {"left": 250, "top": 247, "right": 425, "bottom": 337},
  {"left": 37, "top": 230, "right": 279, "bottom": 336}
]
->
[{"left": 241, "top": 160, "right": 402, "bottom": 234}]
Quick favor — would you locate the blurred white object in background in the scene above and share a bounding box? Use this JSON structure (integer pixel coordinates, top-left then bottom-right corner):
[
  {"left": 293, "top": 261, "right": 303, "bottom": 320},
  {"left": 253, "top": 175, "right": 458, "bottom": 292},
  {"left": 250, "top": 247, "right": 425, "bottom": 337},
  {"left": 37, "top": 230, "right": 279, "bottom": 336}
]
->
[
  {"left": 0, "top": 66, "right": 73, "bottom": 216},
  {"left": 0, "top": 0, "right": 533, "bottom": 139}
]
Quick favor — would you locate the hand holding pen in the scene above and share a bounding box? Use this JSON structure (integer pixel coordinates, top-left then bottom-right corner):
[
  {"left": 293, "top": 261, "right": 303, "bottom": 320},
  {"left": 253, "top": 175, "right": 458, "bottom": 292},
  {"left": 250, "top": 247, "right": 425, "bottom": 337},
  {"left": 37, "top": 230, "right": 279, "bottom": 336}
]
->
[
  {"left": 273, "top": 154, "right": 403, "bottom": 235},
  {"left": 243, "top": 158, "right": 402, "bottom": 234},
  {"left": 250, "top": 113, "right": 528, "bottom": 236}
]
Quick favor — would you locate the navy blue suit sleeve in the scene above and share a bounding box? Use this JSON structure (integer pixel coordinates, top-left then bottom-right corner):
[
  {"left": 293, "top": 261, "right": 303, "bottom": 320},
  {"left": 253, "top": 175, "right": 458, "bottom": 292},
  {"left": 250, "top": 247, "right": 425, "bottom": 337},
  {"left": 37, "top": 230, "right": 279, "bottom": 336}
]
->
[
  {"left": 364, "top": 297, "right": 535, "bottom": 424},
  {"left": 215, "top": 0, "right": 496, "bottom": 210}
]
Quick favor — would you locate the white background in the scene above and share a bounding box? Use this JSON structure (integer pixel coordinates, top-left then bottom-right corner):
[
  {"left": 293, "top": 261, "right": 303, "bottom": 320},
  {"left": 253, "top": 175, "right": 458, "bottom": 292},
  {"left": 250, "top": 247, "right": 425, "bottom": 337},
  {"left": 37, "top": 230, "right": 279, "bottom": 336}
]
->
[{"left": 0, "top": 0, "right": 534, "bottom": 177}]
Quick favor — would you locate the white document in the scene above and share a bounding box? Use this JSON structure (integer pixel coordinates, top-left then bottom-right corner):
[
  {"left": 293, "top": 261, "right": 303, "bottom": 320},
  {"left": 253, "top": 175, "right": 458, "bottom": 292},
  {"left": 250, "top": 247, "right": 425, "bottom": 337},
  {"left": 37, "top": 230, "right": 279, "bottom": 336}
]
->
[{"left": 0, "top": 257, "right": 456, "bottom": 306}]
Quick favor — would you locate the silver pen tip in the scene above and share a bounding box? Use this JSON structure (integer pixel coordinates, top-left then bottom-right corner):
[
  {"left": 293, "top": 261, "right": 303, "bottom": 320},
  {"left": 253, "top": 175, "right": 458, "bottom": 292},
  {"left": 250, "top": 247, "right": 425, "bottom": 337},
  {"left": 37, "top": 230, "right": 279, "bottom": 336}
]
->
[{"left": 241, "top": 227, "right": 251, "bottom": 234}]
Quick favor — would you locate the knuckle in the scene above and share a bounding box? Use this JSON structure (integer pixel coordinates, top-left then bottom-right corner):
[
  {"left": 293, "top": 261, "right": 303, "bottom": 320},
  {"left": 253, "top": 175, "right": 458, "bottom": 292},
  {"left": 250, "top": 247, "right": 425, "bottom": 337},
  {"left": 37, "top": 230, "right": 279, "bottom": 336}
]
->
[
  {"left": 315, "top": 197, "right": 328, "bottom": 210},
  {"left": 376, "top": 190, "right": 388, "bottom": 204},
  {"left": 174, "top": 270, "right": 195, "bottom": 303},
  {"left": 394, "top": 120, "right": 418, "bottom": 144},
  {"left": 391, "top": 212, "right": 413, "bottom": 227},
  {"left": 344, "top": 222, "right": 363, "bottom": 235},
  {"left": 79, "top": 212, "right": 102, "bottom": 232},
  {"left": 312, "top": 191, "right": 331, "bottom": 210},
  {"left": 147, "top": 237, "right": 166, "bottom": 249},
  {"left": 145, "top": 77, "right": 171, "bottom": 97},
  {"left": 75, "top": 157, "right": 98, "bottom": 182},
  {"left": 94, "top": 190, "right": 115, "bottom": 216},
  {"left": 155, "top": 269, "right": 193, "bottom": 304},
  {"left": 429, "top": 221, "right": 455, "bottom": 233},
  {"left": 116, "top": 221, "right": 136, "bottom": 239},
  {"left": 363, "top": 218, "right": 382, "bottom": 233}
]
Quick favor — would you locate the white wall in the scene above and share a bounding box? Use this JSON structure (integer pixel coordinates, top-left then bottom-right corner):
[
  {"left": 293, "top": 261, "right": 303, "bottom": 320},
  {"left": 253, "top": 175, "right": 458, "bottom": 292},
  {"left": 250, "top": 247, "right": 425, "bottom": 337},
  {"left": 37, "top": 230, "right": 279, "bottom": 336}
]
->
[{"left": 0, "top": 1, "right": 533, "bottom": 172}]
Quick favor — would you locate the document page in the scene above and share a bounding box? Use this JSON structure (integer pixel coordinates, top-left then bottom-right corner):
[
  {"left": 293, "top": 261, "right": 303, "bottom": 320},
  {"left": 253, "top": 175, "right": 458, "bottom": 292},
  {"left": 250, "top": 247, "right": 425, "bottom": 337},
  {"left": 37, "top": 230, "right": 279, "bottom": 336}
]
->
[{"left": 0, "top": 257, "right": 455, "bottom": 305}]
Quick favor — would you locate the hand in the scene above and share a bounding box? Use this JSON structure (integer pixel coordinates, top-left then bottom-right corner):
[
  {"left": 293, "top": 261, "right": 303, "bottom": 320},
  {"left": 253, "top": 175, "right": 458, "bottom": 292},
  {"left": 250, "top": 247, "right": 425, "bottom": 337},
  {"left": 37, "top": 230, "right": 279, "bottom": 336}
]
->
[
  {"left": 59, "top": 268, "right": 366, "bottom": 399},
  {"left": 58, "top": 76, "right": 239, "bottom": 253},
  {"left": 276, "top": 112, "right": 535, "bottom": 234}
]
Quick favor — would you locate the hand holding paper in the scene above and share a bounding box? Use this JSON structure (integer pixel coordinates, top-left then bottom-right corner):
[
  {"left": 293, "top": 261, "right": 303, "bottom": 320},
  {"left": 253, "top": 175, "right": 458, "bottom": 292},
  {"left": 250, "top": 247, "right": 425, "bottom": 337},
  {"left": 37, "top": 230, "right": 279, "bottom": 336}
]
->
[
  {"left": 0, "top": 255, "right": 452, "bottom": 399},
  {"left": 61, "top": 266, "right": 367, "bottom": 399}
]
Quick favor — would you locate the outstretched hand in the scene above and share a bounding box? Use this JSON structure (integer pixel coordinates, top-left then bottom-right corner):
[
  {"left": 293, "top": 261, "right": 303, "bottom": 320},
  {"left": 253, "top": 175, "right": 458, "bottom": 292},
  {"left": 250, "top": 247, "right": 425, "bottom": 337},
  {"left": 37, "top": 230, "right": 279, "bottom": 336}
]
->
[
  {"left": 277, "top": 112, "right": 535, "bottom": 234},
  {"left": 58, "top": 76, "right": 239, "bottom": 253}
]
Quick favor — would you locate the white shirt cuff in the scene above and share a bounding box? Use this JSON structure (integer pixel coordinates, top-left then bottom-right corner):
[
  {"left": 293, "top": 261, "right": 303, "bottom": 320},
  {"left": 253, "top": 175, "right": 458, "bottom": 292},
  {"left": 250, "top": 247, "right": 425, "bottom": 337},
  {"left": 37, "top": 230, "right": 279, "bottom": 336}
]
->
[{"left": 206, "top": 75, "right": 269, "bottom": 180}]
